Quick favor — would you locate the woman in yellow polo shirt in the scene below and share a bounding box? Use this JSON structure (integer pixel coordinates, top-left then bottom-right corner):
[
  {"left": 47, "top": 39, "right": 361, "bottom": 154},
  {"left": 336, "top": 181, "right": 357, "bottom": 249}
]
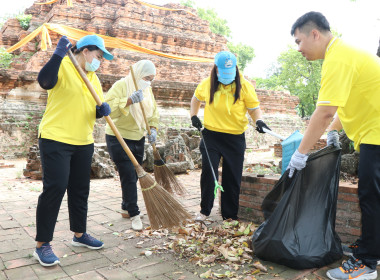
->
[
  {"left": 190, "top": 51, "right": 270, "bottom": 222},
  {"left": 105, "top": 60, "right": 159, "bottom": 231},
  {"left": 34, "top": 35, "right": 113, "bottom": 267}
]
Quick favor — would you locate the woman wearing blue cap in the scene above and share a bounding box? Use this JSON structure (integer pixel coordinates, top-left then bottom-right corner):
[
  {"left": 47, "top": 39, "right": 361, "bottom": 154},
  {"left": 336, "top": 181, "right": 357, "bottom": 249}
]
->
[
  {"left": 190, "top": 51, "right": 270, "bottom": 222},
  {"left": 33, "top": 35, "right": 113, "bottom": 267}
]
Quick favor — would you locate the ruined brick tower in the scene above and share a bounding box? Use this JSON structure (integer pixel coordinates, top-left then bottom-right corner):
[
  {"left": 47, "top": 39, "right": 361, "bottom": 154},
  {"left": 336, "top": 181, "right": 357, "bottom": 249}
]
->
[{"left": 0, "top": 0, "right": 302, "bottom": 159}]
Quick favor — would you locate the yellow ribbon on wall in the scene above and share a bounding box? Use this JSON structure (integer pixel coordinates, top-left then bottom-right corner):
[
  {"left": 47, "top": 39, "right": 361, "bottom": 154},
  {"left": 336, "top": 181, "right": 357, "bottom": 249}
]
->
[{"left": 6, "top": 23, "right": 213, "bottom": 63}]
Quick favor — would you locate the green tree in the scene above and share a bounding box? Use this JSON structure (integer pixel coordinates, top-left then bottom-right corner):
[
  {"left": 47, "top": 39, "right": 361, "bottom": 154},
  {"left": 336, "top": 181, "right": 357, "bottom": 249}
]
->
[
  {"left": 180, "top": 2, "right": 255, "bottom": 72},
  {"left": 254, "top": 46, "right": 322, "bottom": 117},
  {"left": 197, "top": 7, "right": 231, "bottom": 38},
  {"left": 16, "top": 14, "right": 32, "bottom": 30},
  {"left": 227, "top": 42, "right": 255, "bottom": 71},
  {"left": 277, "top": 47, "right": 323, "bottom": 117},
  {"left": 255, "top": 30, "right": 342, "bottom": 117},
  {"left": 0, "top": 48, "right": 13, "bottom": 68},
  {"left": 180, "top": 0, "right": 195, "bottom": 8}
]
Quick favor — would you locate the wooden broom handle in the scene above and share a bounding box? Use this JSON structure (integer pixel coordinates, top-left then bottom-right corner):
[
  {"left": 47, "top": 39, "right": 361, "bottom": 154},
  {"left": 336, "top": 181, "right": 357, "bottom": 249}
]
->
[
  {"left": 67, "top": 50, "right": 140, "bottom": 168},
  {"left": 129, "top": 65, "right": 158, "bottom": 152}
]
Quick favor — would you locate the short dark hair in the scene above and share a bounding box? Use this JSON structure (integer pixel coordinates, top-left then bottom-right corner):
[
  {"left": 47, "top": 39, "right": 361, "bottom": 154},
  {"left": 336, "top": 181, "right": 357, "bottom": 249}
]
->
[{"left": 291, "top": 11, "right": 330, "bottom": 36}]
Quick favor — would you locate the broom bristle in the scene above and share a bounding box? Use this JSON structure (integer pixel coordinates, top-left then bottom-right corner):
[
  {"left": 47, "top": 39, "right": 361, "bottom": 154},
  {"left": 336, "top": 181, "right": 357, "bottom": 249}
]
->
[
  {"left": 152, "top": 149, "right": 187, "bottom": 196},
  {"left": 136, "top": 165, "right": 191, "bottom": 230}
]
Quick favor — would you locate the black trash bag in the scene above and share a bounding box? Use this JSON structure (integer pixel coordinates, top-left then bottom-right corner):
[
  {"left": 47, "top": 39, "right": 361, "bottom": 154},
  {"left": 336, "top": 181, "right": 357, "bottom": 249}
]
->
[{"left": 252, "top": 146, "right": 343, "bottom": 269}]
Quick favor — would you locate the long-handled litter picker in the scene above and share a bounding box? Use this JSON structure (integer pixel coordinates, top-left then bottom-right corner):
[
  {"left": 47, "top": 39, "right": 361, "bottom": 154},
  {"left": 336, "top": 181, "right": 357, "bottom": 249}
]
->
[
  {"left": 67, "top": 50, "right": 191, "bottom": 229},
  {"left": 129, "top": 66, "right": 186, "bottom": 196},
  {"left": 198, "top": 128, "right": 224, "bottom": 198}
]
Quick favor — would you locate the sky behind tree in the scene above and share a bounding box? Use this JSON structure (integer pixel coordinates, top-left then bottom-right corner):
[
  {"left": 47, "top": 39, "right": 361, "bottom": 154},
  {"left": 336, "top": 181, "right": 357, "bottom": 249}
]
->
[{"left": 2, "top": 0, "right": 379, "bottom": 77}]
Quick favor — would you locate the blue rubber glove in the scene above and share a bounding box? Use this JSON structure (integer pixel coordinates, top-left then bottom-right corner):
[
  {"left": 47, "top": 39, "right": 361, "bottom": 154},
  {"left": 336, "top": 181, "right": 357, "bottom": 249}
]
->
[
  {"left": 54, "top": 36, "right": 72, "bottom": 58},
  {"left": 147, "top": 128, "right": 157, "bottom": 144},
  {"left": 287, "top": 149, "right": 308, "bottom": 178},
  {"left": 327, "top": 130, "right": 340, "bottom": 147},
  {"left": 96, "top": 102, "right": 111, "bottom": 117},
  {"left": 130, "top": 90, "right": 144, "bottom": 104}
]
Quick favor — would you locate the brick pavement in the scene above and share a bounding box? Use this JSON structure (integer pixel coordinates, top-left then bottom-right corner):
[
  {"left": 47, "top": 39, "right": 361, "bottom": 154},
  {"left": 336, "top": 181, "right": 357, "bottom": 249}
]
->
[{"left": 0, "top": 159, "right": 374, "bottom": 280}]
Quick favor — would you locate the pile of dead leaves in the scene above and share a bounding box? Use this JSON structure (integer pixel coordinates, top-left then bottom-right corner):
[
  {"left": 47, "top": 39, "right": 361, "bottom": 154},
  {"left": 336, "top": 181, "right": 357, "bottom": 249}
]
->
[
  {"left": 109, "top": 220, "right": 270, "bottom": 279},
  {"left": 165, "top": 220, "right": 269, "bottom": 279}
]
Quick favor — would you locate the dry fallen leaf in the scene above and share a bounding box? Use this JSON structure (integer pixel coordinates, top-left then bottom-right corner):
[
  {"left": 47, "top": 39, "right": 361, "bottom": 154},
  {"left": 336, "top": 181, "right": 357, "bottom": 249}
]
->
[
  {"left": 202, "top": 254, "right": 216, "bottom": 264},
  {"left": 252, "top": 261, "right": 267, "bottom": 272}
]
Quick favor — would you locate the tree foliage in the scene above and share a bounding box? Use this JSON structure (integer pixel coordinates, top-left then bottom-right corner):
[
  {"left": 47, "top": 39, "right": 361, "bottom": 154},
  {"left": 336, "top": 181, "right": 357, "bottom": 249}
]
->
[
  {"left": 197, "top": 7, "right": 231, "bottom": 38},
  {"left": 180, "top": 0, "right": 196, "bottom": 8},
  {"left": 227, "top": 42, "right": 255, "bottom": 71},
  {"left": 254, "top": 46, "right": 322, "bottom": 117},
  {"left": 16, "top": 14, "right": 32, "bottom": 30},
  {"left": 180, "top": 1, "right": 255, "bottom": 72},
  {"left": 0, "top": 48, "right": 13, "bottom": 69}
]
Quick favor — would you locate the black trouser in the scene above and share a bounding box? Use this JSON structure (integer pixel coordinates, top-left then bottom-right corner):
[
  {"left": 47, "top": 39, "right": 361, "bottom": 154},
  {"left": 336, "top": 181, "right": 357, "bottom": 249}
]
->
[
  {"left": 353, "top": 144, "right": 380, "bottom": 269},
  {"left": 199, "top": 128, "right": 246, "bottom": 220},
  {"left": 106, "top": 134, "right": 145, "bottom": 217},
  {"left": 36, "top": 138, "right": 94, "bottom": 242}
]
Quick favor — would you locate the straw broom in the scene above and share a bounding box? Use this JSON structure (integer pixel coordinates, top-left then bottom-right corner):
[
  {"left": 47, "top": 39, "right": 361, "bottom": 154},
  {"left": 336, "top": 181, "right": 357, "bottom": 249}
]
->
[
  {"left": 129, "top": 65, "right": 187, "bottom": 196},
  {"left": 67, "top": 50, "right": 191, "bottom": 229}
]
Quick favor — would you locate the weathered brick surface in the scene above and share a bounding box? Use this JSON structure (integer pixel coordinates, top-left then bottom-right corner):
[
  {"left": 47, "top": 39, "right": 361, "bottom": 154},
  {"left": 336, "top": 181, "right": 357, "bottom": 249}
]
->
[
  {"left": 0, "top": 0, "right": 303, "bottom": 159},
  {"left": 274, "top": 138, "right": 327, "bottom": 158}
]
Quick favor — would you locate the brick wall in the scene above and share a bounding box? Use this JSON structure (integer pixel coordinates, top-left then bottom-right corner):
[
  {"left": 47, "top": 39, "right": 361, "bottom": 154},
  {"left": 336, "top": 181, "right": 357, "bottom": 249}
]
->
[
  {"left": 274, "top": 138, "right": 327, "bottom": 158},
  {"left": 239, "top": 175, "right": 360, "bottom": 243}
]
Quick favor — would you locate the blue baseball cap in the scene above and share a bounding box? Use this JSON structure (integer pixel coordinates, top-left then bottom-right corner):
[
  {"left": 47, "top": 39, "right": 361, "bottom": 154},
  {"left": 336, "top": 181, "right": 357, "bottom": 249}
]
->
[
  {"left": 214, "top": 51, "right": 237, "bottom": 79},
  {"left": 76, "top": 35, "right": 113, "bottom": 60}
]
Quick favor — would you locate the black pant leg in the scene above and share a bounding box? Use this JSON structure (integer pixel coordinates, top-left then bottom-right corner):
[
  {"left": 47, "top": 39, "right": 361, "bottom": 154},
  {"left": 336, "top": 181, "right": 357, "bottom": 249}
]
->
[
  {"left": 354, "top": 144, "right": 380, "bottom": 269},
  {"left": 199, "top": 129, "right": 222, "bottom": 216},
  {"left": 67, "top": 143, "right": 94, "bottom": 234},
  {"left": 36, "top": 138, "right": 73, "bottom": 242},
  {"left": 106, "top": 134, "right": 144, "bottom": 217},
  {"left": 220, "top": 133, "right": 246, "bottom": 220}
]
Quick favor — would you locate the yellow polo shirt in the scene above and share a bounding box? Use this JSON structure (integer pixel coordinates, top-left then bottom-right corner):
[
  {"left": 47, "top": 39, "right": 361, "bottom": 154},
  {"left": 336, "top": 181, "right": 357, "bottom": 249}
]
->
[
  {"left": 194, "top": 76, "right": 260, "bottom": 134},
  {"left": 105, "top": 79, "right": 159, "bottom": 140},
  {"left": 317, "top": 38, "right": 380, "bottom": 150},
  {"left": 38, "top": 56, "right": 104, "bottom": 145}
]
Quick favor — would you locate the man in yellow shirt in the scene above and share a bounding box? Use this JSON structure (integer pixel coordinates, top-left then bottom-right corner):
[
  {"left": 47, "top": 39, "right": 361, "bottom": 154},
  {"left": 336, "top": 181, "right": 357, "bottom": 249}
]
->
[{"left": 288, "top": 11, "right": 380, "bottom": 280}]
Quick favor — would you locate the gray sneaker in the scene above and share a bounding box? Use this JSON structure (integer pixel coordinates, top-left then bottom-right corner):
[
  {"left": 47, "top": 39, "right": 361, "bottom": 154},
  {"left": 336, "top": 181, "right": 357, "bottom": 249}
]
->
[{"left": 326, "top": 256, "right": 377, "bottom": 280}]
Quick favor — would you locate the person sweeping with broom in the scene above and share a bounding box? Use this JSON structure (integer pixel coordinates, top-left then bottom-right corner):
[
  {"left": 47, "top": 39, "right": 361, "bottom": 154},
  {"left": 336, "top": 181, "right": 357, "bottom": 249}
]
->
[
  {"left": 34, "top": 35, "right": 113, "bottom": 267},
  {"left": 190, "top": 51, "right": 271, "bottom": 222},
  {"left": 105, "top": 60, "right": 159, "bottom": 231}
]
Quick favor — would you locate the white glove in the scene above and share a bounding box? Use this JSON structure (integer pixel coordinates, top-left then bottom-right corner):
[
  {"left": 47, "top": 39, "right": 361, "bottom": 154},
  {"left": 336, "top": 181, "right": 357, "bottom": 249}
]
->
[
  {"left": 327, "top": 130, "right": 340, "bottom": 147},
  {"left": 287, "top": 149, "right": 308, "bottom": 178},
  {"left": 130, "top": 90, "right": 144, "bottom": 104},
  {"left": 147, "top": 128, "right": 157, "bottom": 144}
]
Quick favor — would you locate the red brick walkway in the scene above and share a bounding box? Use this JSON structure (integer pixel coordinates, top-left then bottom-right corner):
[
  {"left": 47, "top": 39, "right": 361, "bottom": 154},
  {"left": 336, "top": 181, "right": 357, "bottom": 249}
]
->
[{"left": 0, "top": 159, "right": 358, "bottom": 280}]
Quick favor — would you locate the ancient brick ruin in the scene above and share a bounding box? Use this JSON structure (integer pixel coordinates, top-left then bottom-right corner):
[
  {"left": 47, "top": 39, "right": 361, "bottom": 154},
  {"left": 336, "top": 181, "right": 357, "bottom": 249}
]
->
[{"left": 0, "top": 0, "right": 302, "bottom": 159}]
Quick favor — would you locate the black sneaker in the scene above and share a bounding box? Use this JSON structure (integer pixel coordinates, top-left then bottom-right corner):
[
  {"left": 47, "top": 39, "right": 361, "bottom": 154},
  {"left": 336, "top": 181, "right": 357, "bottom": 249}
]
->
[{"left": 342, "top": 240, "right": 359, "bottom": 257}]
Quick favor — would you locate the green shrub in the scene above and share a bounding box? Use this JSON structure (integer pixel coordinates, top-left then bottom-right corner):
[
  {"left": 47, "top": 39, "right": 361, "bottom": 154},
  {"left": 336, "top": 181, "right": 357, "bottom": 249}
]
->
[
  {"left": 0, "top": 48, "right": 13, "bottom": 68},
  {"left": 16, "top": 14, "right": 32, "bottom": 30}
]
